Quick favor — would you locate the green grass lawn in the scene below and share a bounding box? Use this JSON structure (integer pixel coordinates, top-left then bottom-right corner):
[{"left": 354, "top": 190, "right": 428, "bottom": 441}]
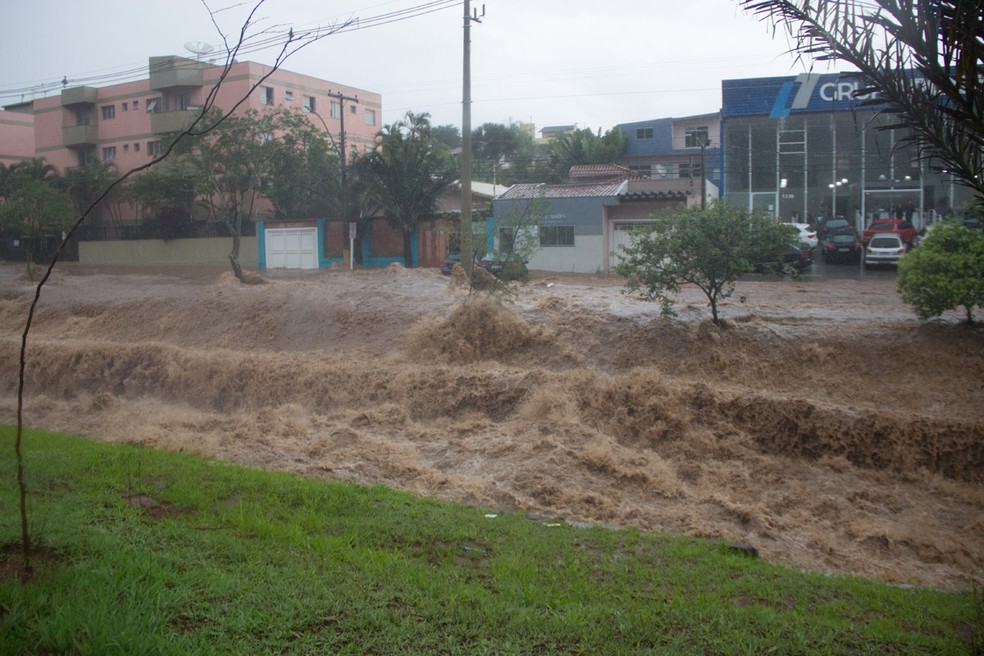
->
[{"left": 1, "top": 427, "right": 979, "bottom": 655}]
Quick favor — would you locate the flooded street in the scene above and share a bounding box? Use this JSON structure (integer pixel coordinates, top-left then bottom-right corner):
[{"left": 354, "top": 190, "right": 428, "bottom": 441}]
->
[{"left": 1, "top": 263, "right": 981, "bottom": 591}]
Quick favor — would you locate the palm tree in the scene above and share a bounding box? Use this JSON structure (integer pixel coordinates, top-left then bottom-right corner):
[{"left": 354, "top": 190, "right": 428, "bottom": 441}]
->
[
  {"left": 367, "top": 111, "right": 457, "bottom": 267},
  {"left": 61, "top": 161, "right": 121, "bottom": 229},
  {"left": 8, "top": 158, "right": 59, "bottom": 185}
]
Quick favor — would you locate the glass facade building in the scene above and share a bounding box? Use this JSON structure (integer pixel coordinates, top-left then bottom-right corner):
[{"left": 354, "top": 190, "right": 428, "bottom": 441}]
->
[{"left": 721, "top": 73, "right": 972, "bottom": 230}]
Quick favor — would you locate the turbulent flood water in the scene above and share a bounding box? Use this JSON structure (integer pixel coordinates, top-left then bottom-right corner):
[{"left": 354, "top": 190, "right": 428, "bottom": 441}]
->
[{"left": 1, "top": 263, "right": 982, "bottom": 590}]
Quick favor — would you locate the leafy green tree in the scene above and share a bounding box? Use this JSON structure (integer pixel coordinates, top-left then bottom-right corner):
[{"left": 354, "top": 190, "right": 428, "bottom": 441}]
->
[
  {"left": 471, "top": 122, "right": 519, "bottom": 182},
  {"left": 345, "top": 153, "right": 384, "bottom": 264},
  {"left": 615, "top": 201, "right": 797, "bottom": 325},
  {"left": 740, "top": 0, "right": 984, "bottom": 208},
  {"left": 547, "top": 127, "right": 628, "bottom": 181},
  {"left": 485, "top": 195, "right": 549, "bottom": 284},
  {"left": 897, "top": 219, "right": 984, "bottom": 323},
  {"left": 126, "top": 164, "right": 202, "bottom": 239},
  {"left": 6, "top": 158, "right": 59, "bottom": 188},
  {"left": 367, "top": 111, "right": 458, "bottom": 267},
  {"left": 60, "top": 161, "right": 122, "bottom": 230},
  {"left": 0, "top": 180, "right": 75, "bottom": 278},
  {"left": 431, "top": 124, "right": 462, "bottom": 151},
  {"left": 267, "top": 113, "right": 340, "bottom": 220},
  {"left": 189, "top": 107, "right": 322, "bottom": 280}
]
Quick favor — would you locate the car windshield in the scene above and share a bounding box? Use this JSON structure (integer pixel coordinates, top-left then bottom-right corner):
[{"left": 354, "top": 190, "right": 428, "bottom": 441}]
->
[
  {"left": 870, "top": 236, "right": 901, "bottom": 248},
  {"left": 831, "top": 234, "right": 856, "bottom": 244},
  {"left": 870, "top": 222, "right": 895, "bottom": 230},
  {"left": 826, "top": 220, "right": 849, "bottom": 229}
]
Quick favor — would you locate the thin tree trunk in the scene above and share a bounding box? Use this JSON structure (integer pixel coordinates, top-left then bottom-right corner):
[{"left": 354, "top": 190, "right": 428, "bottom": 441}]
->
[
  {"left": 229, "top": 214, "right": 244, "bottom": 282},
  {"left": 403, "top": 228, "right": 414, "bottom": 268}
]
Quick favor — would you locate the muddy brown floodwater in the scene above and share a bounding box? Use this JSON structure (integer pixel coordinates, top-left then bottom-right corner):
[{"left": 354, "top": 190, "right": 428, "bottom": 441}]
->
[{"left": 1, "top": 263, "right": 982, "bottom": 591}]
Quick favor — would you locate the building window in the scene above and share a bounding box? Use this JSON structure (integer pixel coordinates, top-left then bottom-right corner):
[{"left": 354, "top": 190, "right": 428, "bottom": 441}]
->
[
  {"left": 122, "top": 102, "right": 128, "bottom": 112},
  {"left": 262, "top": 86, "right": 274, "bottom": 105},
  {"left": 102, "top": 146, "right": 117, "bottom": 162},
  {"left": 364, "top": 108, "right": 376, "bottom": 126},
  {"left": 330, "top": 101, "right": 341, "bottom": 118},
  {"left": 146, "top": 98, "right": 160, "bottom": 113},
  {"left": 148, "top": 141, "right": 162, "bottom": 157},
  {"left": 123, "top": 144, "right": 129, "bottom": 153},
  {"left": 539, "top": 225, "right": 575, "bottom": 247},
  {"left": 636, "top": 127, "right": 654, "bottom": 139},
  {"left": 629, "top": 164, "right": 653, "bottom": 177},
  {"left": 101, "top": 105, "right": 116, "bottom": 120},
  {"left": 176, "top": 94, "right": 190, "bottom": 110},
  {"left": 303, "top": 95, "right": 315, "bottom": 112},
  {"left": 78, "top": 150, "right": 96, "bottom": 166},
  {"left": 134, "top": 142, "right": 140, "bottom": 152},
  {"left": 285, "top": 90, "right": 294, "bottom": 101},
  {"left": 350, "top": 103, "right": 357, "bottom": 114},
  {"left": 132, "top": 100, "right": 139, "bottom": 110},
  {"left": 75, "top": 108, "right": 92, "bottom": 126},
  {"left": 685, "top": 126, "right": 709, "bottom": 148},
  {"left": 679, "top": 161, "right": 703, "bottom": 179}
]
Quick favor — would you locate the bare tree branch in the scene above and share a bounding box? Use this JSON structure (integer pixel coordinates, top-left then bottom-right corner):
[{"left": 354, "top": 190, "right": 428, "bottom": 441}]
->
[{"left": 13, "top": 0, "right": 350, "bottom": 576}]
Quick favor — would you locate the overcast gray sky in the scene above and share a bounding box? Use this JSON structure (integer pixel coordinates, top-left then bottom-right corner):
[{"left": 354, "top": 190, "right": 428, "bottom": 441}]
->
[{"left": 0, "top": 0, "right": 832, "bottom": 132}]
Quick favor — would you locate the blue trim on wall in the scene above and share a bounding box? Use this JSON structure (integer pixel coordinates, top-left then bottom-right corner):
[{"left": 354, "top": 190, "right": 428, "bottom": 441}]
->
[
  {"left": 485, "top": 216, "right": 495, "bottom": 253},
  {"left": 257, "top": 220, "right": 266, "bottom": 268}
]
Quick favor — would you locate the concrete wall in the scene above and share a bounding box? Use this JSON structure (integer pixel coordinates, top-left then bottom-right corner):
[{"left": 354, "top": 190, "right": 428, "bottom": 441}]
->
[{"left": 79, "top": 237, "right": 258, "bottom": 268}]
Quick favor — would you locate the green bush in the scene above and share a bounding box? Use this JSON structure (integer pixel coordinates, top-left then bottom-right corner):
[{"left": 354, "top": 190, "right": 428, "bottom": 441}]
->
[{"left": 897, "top": 219, "right": 984, "bottom": 323}]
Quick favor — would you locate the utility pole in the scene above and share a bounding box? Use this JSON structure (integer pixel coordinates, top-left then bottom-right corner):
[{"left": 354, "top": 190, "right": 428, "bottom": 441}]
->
[
  {"left": 328, "top": 91, "right": 358, "bottom": 221},
  {"left": 461, "top": 1, "right": 483, "bottom": 274},
  {"left": 330, "top": 90, "right": 358, "bottom": 266}
]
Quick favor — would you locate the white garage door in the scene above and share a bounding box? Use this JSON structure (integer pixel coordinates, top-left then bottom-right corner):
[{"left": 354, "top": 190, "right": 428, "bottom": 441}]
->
[
  {"left": 265, "top": 227, "right": 318, "bottom": 269},
  {"left": 610, "top": 221, "right": 656, "bottom": 268}
]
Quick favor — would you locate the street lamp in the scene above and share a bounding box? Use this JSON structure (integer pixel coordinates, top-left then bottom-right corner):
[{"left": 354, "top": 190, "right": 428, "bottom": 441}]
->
[{"left": 828, "top": 177, "right": 849, "bottom": 218}]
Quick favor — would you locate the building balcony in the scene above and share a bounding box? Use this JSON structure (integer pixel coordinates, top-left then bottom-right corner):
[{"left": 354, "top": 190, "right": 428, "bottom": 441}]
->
[
  {"left": 62, "top": 124, "right": 99, "bottom": 146},
  {"left": 61, "top": 86, "right": 98, "bottom": 107},
  {"left": 149, "top": 56, "right": 205, "bottom": 90},
  {"left": 151, "top": 109, "right": 198, "bottom": 135}
]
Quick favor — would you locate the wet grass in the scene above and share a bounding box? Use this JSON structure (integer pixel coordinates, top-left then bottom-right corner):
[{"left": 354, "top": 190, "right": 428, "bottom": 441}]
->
[{"left": 0, "top": 427, "right": 978, "bottom": 655}]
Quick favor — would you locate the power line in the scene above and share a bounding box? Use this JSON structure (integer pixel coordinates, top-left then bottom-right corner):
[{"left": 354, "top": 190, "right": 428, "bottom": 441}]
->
[{"left": 0, "top": 0, "right": 462, "bottom": 104}]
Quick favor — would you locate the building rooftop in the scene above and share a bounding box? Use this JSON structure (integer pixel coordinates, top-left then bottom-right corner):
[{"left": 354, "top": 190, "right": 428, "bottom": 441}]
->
[{"left": 498, "top": 181, "right": 627, "bottom": 200}]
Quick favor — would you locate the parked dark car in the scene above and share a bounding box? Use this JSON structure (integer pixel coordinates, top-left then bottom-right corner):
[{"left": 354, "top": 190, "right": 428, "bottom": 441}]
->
[
  {"left": 755, "top": 241, "right": 813, "bottom": 273},
  {"left": 784, "top": 241, "right": 815, "bottom": 271},
  {"left": 480, "top": 254, "right": 529, "bottom": 281},
  {"left": 818, "top": 217, "right": 856, "bottom": 237},
  {"left": 820, "top": 232, "right": 862, "bottom": 263},
  {"left": 439, "top": 252, "right": 487, "bottom": 275}
]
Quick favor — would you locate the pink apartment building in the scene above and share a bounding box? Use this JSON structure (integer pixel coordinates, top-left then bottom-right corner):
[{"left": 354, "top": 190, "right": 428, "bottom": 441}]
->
[
  {"left": 2, "top": 54, "right": 382, "bottom": 189},
  {"left": 0, "top": 109, "right": 36, "bottom": 166}
]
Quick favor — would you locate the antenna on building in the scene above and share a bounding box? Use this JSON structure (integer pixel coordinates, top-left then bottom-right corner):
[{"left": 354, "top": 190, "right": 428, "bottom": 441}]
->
[{"left": 184, "top": 41, "right": 215, "bottom": 61}]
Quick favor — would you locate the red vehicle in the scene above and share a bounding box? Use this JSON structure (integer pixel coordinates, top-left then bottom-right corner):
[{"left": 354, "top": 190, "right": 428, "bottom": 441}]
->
[{"left": 862, "top": 218, "right": 919, "bottom": 245}]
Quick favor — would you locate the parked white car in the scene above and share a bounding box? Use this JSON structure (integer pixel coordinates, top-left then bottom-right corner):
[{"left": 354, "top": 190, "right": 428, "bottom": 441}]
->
[
  {"left": 792, "top": 223, "right": 818, "bottom": 249},
  {"left": 864, "top": 232, "right": 907, "bottom": 268}
]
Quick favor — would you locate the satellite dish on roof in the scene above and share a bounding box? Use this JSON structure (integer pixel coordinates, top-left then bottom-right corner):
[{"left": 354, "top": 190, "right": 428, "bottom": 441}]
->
[{"left": 184, "top": 41, "right": 215, "bottom": 60}]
